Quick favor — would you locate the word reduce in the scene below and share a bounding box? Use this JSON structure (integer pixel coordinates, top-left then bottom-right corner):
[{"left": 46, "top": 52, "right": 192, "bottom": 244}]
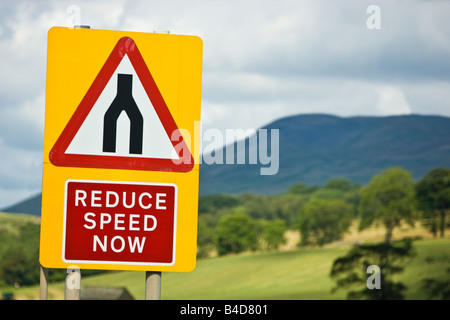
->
[{"left": 63, "top": 180, "right": 177, "bottom": 265}]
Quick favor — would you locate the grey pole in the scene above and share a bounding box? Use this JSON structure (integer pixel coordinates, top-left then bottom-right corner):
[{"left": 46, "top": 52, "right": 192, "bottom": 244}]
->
[
  {"left": 65, "top": 267, "right": 81, "bottom": 300},
  {"left": 145, "top": 271, "right": 161, "bottom": 300},
  {"left": 39, "top": 265, "right": 48, "bottom": 300}
]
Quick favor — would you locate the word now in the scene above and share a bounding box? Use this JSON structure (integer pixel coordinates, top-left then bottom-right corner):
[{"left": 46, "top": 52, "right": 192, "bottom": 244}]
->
[{"left": 93, "top": 235, "right": 146, "bottom": 253}]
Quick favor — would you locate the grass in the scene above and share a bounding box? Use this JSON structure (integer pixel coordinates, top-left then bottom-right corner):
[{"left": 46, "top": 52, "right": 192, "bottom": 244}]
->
[
  {"left": 2, "top": 212, "right": 450, "bottom": 300},
  {"left": 396, "top": 237, "right": 450, "bottom": 299},
  {"left": 13, "top": 246, "right": 350, "bottom": 300},
  {"left": 0, "top": 212, "right": 39, "bottom": 235},
  {"left": 11, "top": 236, "right": 450, "bottom": 300},
  {"left": 161, "top": 246, "right": 350, "bottom": 300}
]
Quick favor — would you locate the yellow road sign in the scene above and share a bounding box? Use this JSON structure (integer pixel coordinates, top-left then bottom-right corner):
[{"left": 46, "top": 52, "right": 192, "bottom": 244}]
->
[{"left": 40, "top": 27, "right": 202, "bottom": 272}]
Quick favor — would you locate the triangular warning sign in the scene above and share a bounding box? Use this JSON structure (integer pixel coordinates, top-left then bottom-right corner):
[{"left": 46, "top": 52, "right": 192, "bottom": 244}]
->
[{"left": 49, "top": 37, "right": 194, "bottom": 172}]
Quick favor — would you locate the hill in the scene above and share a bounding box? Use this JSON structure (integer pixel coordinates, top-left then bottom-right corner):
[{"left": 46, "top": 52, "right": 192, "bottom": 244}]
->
[
  {"left": 199, "top": 113, "right": 450, "bottom": 196},
  {"left": 0, "top": 211, "right": 40, "bottom": 235},
  {"left": 3, "top": 113, "right": 450, "bottom": 216},
  {"left": 1, "top": 193, "right": 41, "bottom": 217}
]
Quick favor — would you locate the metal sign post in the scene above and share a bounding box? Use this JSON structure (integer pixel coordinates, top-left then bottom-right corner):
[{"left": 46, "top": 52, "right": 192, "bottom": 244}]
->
[
  {"left": 145, "top": 271, "right": 161, "bottom": 300},
  {"left": 65, "top": 267, "right": 81, "bottom": 300},
  {"left": 39, "top": 265, "right": 48, "bottom": 300}
]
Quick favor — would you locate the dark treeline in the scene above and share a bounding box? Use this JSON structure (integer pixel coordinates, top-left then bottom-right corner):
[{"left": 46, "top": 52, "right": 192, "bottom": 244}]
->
[{"left": 198, "top": 167, "right": 450, "bottom": 257}]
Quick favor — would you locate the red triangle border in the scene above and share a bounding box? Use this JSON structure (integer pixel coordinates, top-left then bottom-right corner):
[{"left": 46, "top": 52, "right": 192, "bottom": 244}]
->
[{"left": 49, "top": 36, "right": 194, "bottom": 173}]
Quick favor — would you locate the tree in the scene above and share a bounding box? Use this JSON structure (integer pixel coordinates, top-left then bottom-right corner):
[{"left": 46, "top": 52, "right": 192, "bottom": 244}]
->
[
  {"left": 0, "top": 222, "right": 40, "bottom": 286},
  {"left": 416, "top": 167, "right": 450, "bottom": 238},
  {"left": 287, "top": 183, "right": 318, "bottom": 195},
  {"left": 197, "top": 218, "right": 215, "bottom": 258},
  {"left": 324, "top": 177, "right": 354, "bottom": 192},
  {"left": 0, "top": 248, "right": 38, "bottom": 286},
  {"left": 198, "top": 194, "right": 241, "bottom": 214},
  {"left": 238, "top": 193, "right": 277, "bottom": 221},
  {"left": 358, "top": 167, "right": 416, "bottom": 244},
  {"left": 267, "top": 193, "right": 308, "bottom": 227},
  {"left": 330, "top": 239, "right": 415, "bottom": 300},
  {"left": 215, "top": 213, "right": 258, "bottom": 255},
  {"left": 260, "top": 219, "right": 287, "bottom": 250},
  {"left": 298, "top": 198, "right": 353, "bottom": 247}
]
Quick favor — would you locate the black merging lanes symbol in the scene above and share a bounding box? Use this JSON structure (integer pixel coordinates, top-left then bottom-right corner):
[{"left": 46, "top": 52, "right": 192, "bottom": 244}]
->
[{"left": 103, "top": 73, "right": 144, "bottom": 155}]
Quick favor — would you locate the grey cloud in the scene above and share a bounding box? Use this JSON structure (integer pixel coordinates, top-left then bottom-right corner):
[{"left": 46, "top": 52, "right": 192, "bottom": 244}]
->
[
  {"left": 0, "top": 0, "right": 450, "bottom": 208},
  {"left": 236, "top": 1, "right": 450, "bottom": 82}
]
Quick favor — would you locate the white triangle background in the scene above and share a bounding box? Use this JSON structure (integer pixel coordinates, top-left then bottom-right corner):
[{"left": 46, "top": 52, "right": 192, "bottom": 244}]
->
[{"left": 65, "top": 54, "right": 179, "bottom": 160}]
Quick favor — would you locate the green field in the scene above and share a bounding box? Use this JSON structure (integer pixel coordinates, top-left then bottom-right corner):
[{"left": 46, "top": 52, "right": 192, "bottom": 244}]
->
[
  {"left": 10, "top": 236, "right": 450, "bottom": 300},
  {"left": 1, "top": 211, "right": 449, "bottom": 300},
  {"left": 0, "top": 212, "right": 40, "bottom": 235}
]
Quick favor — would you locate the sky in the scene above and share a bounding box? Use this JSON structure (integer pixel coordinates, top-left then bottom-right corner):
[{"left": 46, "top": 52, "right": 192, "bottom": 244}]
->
[{"left": 0, "top": 0, "right": 449, "bottom": 208}]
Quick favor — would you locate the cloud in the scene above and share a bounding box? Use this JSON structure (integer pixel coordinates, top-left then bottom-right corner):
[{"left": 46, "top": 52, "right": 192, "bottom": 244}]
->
[
  {"left": 0, "top": 137, "right": 42, "bottom": 207},
  {"left": 375, "top": 86, "right": 411, "bottom": 115},
  {"left": 232, "top": 0, "right": 450, "bottom": 82},
  {"left": 0, "top": 0, "right": 450, "bottom": 207}
]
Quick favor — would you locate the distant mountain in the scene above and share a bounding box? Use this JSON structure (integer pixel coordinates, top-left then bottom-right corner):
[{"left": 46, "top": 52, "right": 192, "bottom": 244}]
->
[
  {"left": 199, "top": 114, "right": 450, "bottom": 196},
  {"left": 3, "top": 113, "right": 450, "bottom": 217},
  {"left": 2, "top": 192, "right": 42, "bottom": 216}
]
